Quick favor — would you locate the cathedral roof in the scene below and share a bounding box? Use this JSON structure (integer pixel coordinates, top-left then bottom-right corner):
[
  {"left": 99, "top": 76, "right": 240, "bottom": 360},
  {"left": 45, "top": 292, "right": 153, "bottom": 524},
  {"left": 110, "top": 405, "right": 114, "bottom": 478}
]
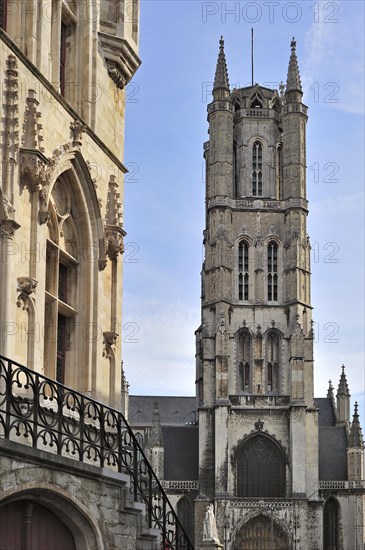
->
[
  {"left": 129, "top": 395, "right": 196, "bottom": 426},
  {"left": 162, "top": 426, "right": 199, "bottom": 481},
  {"left": 315, "top": 397, "right": 348, "bottom": 480}
]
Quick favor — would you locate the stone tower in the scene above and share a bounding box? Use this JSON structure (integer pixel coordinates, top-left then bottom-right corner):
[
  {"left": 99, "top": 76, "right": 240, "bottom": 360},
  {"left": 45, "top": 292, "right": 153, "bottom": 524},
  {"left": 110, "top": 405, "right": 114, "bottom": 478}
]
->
[{"left": 195, "top": 38, "right": 321, "bottom": 548}]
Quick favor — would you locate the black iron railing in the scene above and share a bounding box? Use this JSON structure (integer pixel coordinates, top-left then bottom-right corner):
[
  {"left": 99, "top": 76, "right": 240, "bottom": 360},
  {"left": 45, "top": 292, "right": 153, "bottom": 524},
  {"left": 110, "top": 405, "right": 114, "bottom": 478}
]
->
[{"left": 0, "top": 355, "right": 194, "bottom": 550}]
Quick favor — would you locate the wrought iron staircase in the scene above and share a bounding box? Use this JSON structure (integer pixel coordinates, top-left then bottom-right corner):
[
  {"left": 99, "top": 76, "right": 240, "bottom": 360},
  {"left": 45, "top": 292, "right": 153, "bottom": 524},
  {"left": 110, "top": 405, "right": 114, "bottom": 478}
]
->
[{"left": 0, "top": 355, "right": 194, "bottom": 550}]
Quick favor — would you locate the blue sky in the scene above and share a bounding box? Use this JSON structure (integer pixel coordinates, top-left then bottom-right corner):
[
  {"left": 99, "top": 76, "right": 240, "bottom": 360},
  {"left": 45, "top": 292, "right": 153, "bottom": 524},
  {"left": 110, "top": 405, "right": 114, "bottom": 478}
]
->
[{"left": 123, "top": 1, "right": 364, "bottom": 425}]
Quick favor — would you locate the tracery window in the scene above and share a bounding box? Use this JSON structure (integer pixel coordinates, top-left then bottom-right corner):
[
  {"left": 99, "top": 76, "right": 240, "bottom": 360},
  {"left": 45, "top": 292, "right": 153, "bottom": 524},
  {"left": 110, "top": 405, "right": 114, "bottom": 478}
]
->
[
  {"left": 236, "top": 434, "right": 286, "bottom": 497},
  {"left": 252, "top": 141, "right": 263, "bottom": 196},
  {"left": 238, "top": 330, "right": 251, "bottom": 392},
  {"left": 44, "top": 176, "right": 79, "bottom": 384},
  {"left": 238, "top": 241, "right": 249, "bottom": 301},
  {"left": 267, "top": 241, "right": 278, "bottom": 301},
  {"left": 266, "top": 332, "right": 280, "bottom": 392},
  {"left": 323, "top": 498, "right": 339, "bottom": 550}
]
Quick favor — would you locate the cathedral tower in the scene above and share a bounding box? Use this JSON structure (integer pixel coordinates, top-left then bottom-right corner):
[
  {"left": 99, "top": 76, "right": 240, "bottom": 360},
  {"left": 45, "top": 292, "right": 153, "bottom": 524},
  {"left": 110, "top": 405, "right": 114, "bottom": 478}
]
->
[{"left": 195, "top": 38, "right": 320, "bottom": 548}]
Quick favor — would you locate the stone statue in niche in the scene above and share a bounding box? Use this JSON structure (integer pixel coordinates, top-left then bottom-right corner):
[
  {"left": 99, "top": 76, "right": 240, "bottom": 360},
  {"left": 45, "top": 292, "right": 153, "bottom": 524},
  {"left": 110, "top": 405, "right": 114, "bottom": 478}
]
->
[{"left": 203, "top": 504, "right": 220, "bottom": 542}]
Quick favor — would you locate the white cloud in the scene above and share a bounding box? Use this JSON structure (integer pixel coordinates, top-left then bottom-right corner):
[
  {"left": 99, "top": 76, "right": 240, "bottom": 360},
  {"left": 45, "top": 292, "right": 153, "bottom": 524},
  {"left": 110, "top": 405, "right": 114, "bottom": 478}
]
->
[
  {"left": 311, "top": 192, "right": 365, "bottom": 215},
  {"left": 302, "top": 1, "right": 364, "bottom": 115}
]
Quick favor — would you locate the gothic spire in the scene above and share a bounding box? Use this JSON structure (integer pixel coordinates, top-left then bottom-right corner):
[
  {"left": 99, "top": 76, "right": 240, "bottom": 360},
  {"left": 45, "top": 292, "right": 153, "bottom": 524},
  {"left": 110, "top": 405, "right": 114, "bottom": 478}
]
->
[
  {"left": 327, "top": 379, "right": 334, "bottom": 399},
  {"left": 285, "top": 37, "right": 302, "bottom": 101},
  {"left": 337, "top": 364, "right": 350, "bottom": 397},
  {"left": 213, "top": 36, "right": 230, "bottom": 100},
  {"left": 348, "top": 402, "right": 364, "bottom": 448},
  {"left": 147, "top": 400, "right": 164, "bottom": 447}
]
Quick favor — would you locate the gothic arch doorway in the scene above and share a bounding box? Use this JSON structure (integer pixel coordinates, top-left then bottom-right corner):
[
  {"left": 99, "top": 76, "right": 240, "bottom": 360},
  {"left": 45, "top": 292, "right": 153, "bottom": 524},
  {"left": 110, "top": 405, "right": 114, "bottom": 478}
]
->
[
  {"left": 0, "top": 500, "right": 77, "bottom": 550},
  {"left": 233, "top": 515, "right": 290, "bottom": 550}
]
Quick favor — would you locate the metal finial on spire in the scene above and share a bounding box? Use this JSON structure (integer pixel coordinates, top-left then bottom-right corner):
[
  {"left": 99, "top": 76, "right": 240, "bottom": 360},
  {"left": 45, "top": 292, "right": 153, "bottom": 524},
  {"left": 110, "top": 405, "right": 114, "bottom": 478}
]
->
[{"left": 286, "top": 37, "right": 302, "bottom": 97}]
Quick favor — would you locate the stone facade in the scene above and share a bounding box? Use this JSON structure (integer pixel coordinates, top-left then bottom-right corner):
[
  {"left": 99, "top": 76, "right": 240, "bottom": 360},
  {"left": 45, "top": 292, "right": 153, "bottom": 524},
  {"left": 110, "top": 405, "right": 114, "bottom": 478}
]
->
[
  {"left": 0, "top": 3, "right": 163, "bottom": 549},
  {"left": 0, "top": 0, "right": 140, "bottom": 408}
]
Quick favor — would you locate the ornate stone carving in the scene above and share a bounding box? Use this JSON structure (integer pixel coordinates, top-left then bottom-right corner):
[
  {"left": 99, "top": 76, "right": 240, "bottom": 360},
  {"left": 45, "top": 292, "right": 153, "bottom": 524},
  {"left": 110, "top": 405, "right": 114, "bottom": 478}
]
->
[
  {"left": 0, "top": 219, "right": 20, "bottom": 238},
  {"left": 16, "top": 277, "right": 37, "bottom": 310},
  {"left": 99, "top": 32, "right": 141, "bottom": 89},
  {"left": 70, "top": 120, "right": 86, "bottom": 147},
  {"left": 17, "top": 277, "right": 38, "bottom": 295},
  {"left": 102, "top": 331, "right": 118, "bottom": 359}
]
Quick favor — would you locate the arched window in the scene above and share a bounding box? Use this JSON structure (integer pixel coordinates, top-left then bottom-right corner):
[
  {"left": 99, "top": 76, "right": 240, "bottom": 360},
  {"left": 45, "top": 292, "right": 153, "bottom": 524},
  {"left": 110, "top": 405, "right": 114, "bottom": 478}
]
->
[
  {"left": 238, "top": 241, "right": 249, "bottom": 301},
  {"left": 44, "top": 171, "right": 87, "bottom": 387},
  {"left": 236, "top": 434, "right": 286, "bottom": 497},
  {"left": 0, "top": 0, "right": 7, "bottom": 30},
  {"left": 266, "top": 332, "right": 280, "bottom": 392},
  {"left": 323, "top": 498, "right": 339, "bottom": 550},
  {"left": 238, "top": 331, "right": 251, "bottom": 392},
  {"left": 267, "top": 241, "right": 278, "bottom": 301},
  {"left": 177, "top": 497, "right": 194, "bottom": 545},
  {"left": 239, "top": 362, "right": 250, "bottom": 393},
  {"left": 252, "top": 141, "right": 263, "bottom": 196},
  {"left": 250, "top": 93, "right": 263, "bottom": 109}
]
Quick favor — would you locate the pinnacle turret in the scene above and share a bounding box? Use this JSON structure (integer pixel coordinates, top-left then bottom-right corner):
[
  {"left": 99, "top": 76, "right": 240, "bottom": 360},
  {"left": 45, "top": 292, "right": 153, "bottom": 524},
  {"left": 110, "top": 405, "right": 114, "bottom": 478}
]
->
[
  {"left": 327, "top": 379, "right": 334, "bottom": 399},
  {"left": 285, "top": 37, "right": 302, "bottom": 102},
  {"left": 213, "top": 36, "right": 230, "bottom": 100},
  {"left": 147, "top": 400, "right": 164, "bottom": 447},
  {"left": 337, "top": 364, "right": 350, "bottom": 397},
  {"left": 349, "top": 402, "right": 364, "bottom": 448}
]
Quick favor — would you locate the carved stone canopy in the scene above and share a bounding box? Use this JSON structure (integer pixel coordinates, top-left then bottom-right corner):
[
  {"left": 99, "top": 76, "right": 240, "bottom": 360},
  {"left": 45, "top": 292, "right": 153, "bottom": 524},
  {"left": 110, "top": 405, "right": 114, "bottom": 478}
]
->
[{"left": 99, "top": 32, "right": 141, "bottom": 89}]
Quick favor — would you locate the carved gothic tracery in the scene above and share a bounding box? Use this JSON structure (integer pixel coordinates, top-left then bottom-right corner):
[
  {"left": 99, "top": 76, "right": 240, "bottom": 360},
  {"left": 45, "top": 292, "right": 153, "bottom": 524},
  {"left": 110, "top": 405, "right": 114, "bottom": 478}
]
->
[{"left": 104, "top": 175, "right": 125, "bottom": 261}]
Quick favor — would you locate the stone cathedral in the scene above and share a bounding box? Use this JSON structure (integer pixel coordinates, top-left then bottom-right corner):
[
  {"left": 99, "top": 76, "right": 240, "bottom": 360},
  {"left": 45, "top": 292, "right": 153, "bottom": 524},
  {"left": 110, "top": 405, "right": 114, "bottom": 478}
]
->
[{"left": 129, "top": 38, "right": 365, "bottom": 550}]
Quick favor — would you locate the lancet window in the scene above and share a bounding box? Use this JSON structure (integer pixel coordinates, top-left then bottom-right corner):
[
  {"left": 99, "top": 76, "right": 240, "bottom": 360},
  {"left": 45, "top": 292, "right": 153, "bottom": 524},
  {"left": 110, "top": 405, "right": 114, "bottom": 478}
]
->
[
  {"left": 323, "top": 498, "right": 339, "bottom": 550},
  {"left": 238, "top": 241, "right": 249, "bottom": 301},
  {"left": 44, "top": 175, "right": 80, "bottom": 384},
  {"left": 267, "top": 241, "right": 278, "bottom": 301},
  {"left": 252, "top": 141, "right": 263, "bottom": 196},
  {"left": 266, "top": 332, "right": 280, "bottom": 392},
  {"left": 238, "top": 330, "right": 251, "bottom": 392}
]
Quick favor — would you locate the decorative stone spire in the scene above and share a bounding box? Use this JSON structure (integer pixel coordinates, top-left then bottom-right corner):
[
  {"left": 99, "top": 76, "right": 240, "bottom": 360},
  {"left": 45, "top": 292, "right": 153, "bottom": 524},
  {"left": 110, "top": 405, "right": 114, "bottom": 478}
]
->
[
  {"left": 349, "top": 402, "right": 364, "bottom": 448},
  {"left": 213, "top": 36, "right": 230, "bottom": 100},
  {"left": 285, "top": 37, "right": 302, "bottom": 102},
  {"left": 147, "top": 400, "right": 164, "bottom": 447},
  {"left": 337, "top": 365, "right": 350, "bottom": 396},
  {"left": 327, "top": 379, "right": 334, "bottom": 399},
  {"left": 336, "top": 364, "right": 351, "bottom": 425}
]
